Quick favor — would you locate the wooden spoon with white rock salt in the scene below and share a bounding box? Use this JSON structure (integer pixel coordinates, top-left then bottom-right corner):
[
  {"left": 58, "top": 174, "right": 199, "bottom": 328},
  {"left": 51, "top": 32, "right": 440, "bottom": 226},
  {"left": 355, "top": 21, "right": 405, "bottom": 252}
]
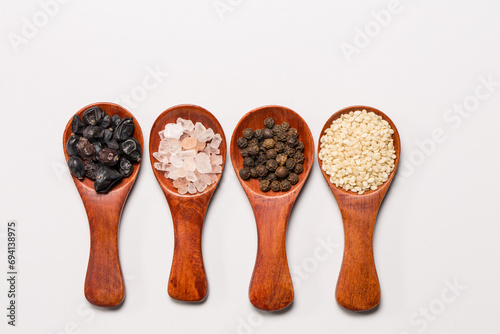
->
[
  {"left": 149, "top": 104, "right": 226, "bottom": 302},
  {"left": 318, "top": 106, "right": 401, "bottom": 312}
]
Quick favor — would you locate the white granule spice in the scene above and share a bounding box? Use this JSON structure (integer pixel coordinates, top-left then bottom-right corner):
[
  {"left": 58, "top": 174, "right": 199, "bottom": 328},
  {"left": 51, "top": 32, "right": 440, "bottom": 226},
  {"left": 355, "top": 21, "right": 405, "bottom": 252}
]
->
[{"left": 318, "top": 110, "right": 396, "bottom": 195}]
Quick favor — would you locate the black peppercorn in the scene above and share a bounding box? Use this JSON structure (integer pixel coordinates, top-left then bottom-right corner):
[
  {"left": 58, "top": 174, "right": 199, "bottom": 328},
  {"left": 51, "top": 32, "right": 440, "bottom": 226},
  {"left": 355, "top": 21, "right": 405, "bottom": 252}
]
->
[
  {"left": 285, "top": 158, "right": 296, "bottom": 170},
  {"left": 248, "top": 138, "right": 259, "bottom": 146},
  {"left": 262, "top": 128, "right": 273, "bottom": 139},
  {"left": 266, "top": 173, "right": 277, "bottom": 181},
  {"left": 276, "top": 153, "right": 287, "bottom": 166},
  {"left": 287, "top": 172, "right": 299, "bottom": 185},
  {"left": 288, "top": 128, "right": 298, "bottom": 138},
  {"left": 254, "top": 129, "right": 263, "bottom": 139},
  {"left": 264, "top": 117, "right": 275, "bottom": 129},
  {"left": 276, "top": 131, "right": 287, "bottom": 142},
  {"left": 239, "top": 168, "right": 251, "bottom": 180},
  {"left": 275, "top": 141, "right": 285, "bottom": 153},
  {"left": 237, "top": 137, "right": 248, "bottom": 148},
  {"left": 294, "top": 152, "right": 305, "bottom": 164},
  {"left": 294, "top": 163, "right": 304, "bottom": 174},
  {"left": 260, "top": 179, "right": 271, "bottom": 192},
  {"left": 68, "top": 156, "right": 85, "bottom": 179},
  {"left": 247, "top": 144, "right": 260, "bottom": 156},
  {"left": 285, "top": 146, "right": 296, "bottom": 157},
  {"left": 275, "top": 166, "right": 289, "bottom": 179},
  {"left": 280, "top": 122, "right": 290, "bottom": 131},
  {"left": 270, "top": 180, "right": 281, "bottom": 192},
  {"left": 256, "top": 165, "right": 268, "bottom": 178},
  {"left": 266, "top": 159, "right": 278, "bottom": 171},
  {"left": 256, "top": 153, "right": 267, "bottom": 165},
  {"left": 262, "top": 139, "right": 275, "bottom": 149},
  {"left": 243, "top": 157, "right": 255, "bottom": 168},
  {"left": 240, "top": 148, "right": 250, "bottom": 157},
  {"left": 266, "top": 149, "right": 278, "bottom": 160},
  {"left": 243, "top": 128, "right": 254, "bottom": 139},
  {"left": 296, "top": 141, "right": 304, "bottom": 152},
  {"left": 287, "top": 136, "right": 299, "bottom": 147},
  {"left": 250, "top": 168, "right": 258, "bottom": 178},
  {"left": 280, "top": 179, "right": 292, "bottom": 191},
  {"left": 272, "top": 125, "right": 280, "bottom": 135}
]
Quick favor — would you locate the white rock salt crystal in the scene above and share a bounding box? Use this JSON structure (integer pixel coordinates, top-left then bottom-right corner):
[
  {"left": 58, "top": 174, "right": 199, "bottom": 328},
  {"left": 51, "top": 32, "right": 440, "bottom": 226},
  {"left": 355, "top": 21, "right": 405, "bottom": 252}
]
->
[
  {"left": 164, "top": 123, "right": 184, "bottom": 139},
  {"left": 153, "top": 152, "right": 169, "bottom": 163},
  {"left": 170, "top": 155, "right": 184, "bottom": 168},
  {"left": 200, "top": 174, "right": 211, "bottom": 186},
  {"left": 210, "top": 154, "right": 223, "bottom": 165},
  {"left": 180, "top": 149, "right": 197, "bottom": 158},
  {"left": 209, "top": 173, "right": 218, "bottom": 183},
  {"left": 178, "top": 186, "right": 188, "bottom": 195},
  {"left": 192, "top": 122, "right": 206, "bottom": 140},
  {"left": 172, "top": 177, "right": 189, "bottom": 188},
  {"left": 194, "top": 179, "right": 207, "bottom": 192},
  {"left": 198, "top": 128, "right": 214, "bottom": 142},
  {"left": 187, "top": 183, "right": 197, "bottom": 194},
  {"left": 204, "top": 146, "right": 220, "bottom": 155},
  {"left": 195, "top": 141, "right": 206, "bottom": 152},
  {"left": 186, "top": 171, "right": 198, "bottom": 182},
  {"left": 210, "top": 133, "right": 222, "bottom": 149},
  {"left": 176, "top": 167, "right": 187, "bottom": 178},
  {"left": 212, "top": 165, "right": 222, "bottom": 174},
  {"left": 154, "top": 162, "right": 170, "bottom": 171},
  {"left": 177, "top": 118, "right": 195, "bottom": 134},
  {"left": 159, "top": 130, "right": 166, "bottom": 140},
  {"left": 183, "top": 157, "right": 196, "bottom": 172},
  {"left": 167, "top": 170, "right": 178, "bottom": 180},
  {"left": 195, "top": 153, "right": 212, "bottom": 174}
]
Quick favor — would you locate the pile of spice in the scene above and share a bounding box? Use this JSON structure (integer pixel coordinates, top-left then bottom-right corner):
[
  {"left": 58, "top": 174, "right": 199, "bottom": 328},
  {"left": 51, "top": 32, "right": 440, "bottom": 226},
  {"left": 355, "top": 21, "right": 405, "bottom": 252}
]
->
[
  {"left": 66, "top": 106, "right": 142, "bottom": 193},
  {"left": 237, "top": 117, "right": 305, "bottom": 192},
  {"left": 318, "top": 109, "right": 396, "bottom": 195},
  {"left": 153, "top": 118, "right": 223, "bottom": 194}
]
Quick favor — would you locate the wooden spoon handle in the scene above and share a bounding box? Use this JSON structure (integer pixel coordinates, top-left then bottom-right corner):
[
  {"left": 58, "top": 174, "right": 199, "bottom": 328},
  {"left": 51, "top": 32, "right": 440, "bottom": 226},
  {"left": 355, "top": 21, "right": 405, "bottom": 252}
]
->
[
  {"left": 167, "top": 197, "right": 209, "bottom": 302},
  {"left": 335, "top": 197, "right": 381, "bottom": 311},
  {"left": 249, "top": 198, "right": 294, "bottom": 311},
  {"left": 83, "top": 198, "right": 125, "bottom": 308}
]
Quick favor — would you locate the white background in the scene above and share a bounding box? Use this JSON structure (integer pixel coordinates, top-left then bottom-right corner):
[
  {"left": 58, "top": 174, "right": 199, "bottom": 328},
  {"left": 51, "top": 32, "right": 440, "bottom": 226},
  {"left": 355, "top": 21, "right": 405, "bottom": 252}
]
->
[{"left": 1, "top": 1, "right": 500, "bottom": 333}]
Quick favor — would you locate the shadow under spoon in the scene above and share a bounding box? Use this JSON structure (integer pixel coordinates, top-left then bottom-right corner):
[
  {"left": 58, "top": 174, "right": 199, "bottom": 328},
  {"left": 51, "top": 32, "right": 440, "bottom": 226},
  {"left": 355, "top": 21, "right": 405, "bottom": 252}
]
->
[
  {"left": 63, "top": 102, "right": 143, "bottom": 308},
  {"left": 230, "top": 105, "right": 314, "bottom": 312},
  {"left": 317, "top": 105, "right": 401, "bottom": 312},
  {"left": 149, "top": 104, "right": 227, "bottom": 302}
]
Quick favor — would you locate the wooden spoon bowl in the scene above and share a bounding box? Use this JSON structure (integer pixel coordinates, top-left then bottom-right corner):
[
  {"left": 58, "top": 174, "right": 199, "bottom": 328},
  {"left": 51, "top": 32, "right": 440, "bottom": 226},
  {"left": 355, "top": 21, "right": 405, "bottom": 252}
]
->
[
  {"left": 63, "top": 102, "right": 143, "bottom": 308},
  {"left": 230, "top": 105, "right": 314, "bottom": 311},
  {"left": 317, "top": 105, "right": 401, "bottom": 312},
  {"left": 149, "top": 104, "right": 226, "bottom": 302}
]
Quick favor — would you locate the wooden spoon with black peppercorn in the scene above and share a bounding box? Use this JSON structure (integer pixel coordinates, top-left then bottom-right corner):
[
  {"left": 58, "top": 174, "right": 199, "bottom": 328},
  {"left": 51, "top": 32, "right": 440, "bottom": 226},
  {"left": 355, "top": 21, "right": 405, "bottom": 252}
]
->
[
  {"left": 230, "top": 105, "right": 314, "bottom": 311},
  {"left": 149, "top": 104, "right": 226, "bottom": 302},
  {"left": 63, "top": 102, "right": 143, "bottom": 308},
  {"left": 317, "top": 105, "right": 400, "bottom": 312}
]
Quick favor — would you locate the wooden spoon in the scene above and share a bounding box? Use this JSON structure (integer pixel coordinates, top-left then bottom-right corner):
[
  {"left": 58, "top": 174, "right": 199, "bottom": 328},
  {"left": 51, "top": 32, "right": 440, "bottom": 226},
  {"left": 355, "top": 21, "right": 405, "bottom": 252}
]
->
[
  {"left": 318, "top": 105, "right": 401, "bottom": 312},
  {"left": 230, "top": 105, "right": 314, "bottom": 311},
  {"left": 149, "top": 104, "right": 226, "bottom": 302},
  {"left": 63, "top": 102, "right": 143, "bottom": 308}
]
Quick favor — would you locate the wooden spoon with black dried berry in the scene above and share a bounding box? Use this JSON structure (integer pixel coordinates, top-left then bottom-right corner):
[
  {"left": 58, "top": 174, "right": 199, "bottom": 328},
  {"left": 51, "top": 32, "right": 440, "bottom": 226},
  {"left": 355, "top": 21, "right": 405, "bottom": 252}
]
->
[
  {"left": 230, "top": 105, "right": 314, "bottom": 311},
  {"left": 63, "top": 102, "right": 143, "bottom": 308}
]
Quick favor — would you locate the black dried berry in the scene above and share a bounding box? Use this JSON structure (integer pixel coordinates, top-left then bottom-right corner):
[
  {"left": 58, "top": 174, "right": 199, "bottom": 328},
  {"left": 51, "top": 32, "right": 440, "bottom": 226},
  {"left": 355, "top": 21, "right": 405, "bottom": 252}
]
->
[
  {"left": 106, "top": 140, "right": 119, "bottom": 150},
  {"left": 82, "top": 106, "right": 104, "bottom": 126},
  {"left": 296, "top": 141, "right": 304, "bottom": 152},
  {"left": 243, "top": 128, "right": 254, "bottom": 139},
  {"left": 120, "top": 137, "right": 142, "bottom": 162},
  {"left": 76, "top": 137, "right": 95, "bottom": 160},
  {"left": 84, "top": 161, "right": 101, "bottom": 180},
  {"left": 247, "top": 144, "right": 260, "bottom": 156},
  {"left": 275, "top": 141, "right": 285, "bottom": 153},
  {"left": 294, "top": 152, "right": 305, "bottom": 164},
  {"left": 256, "top": 165, "right": 268, "bottom": 178},
  {"left": 239, "top": 168, "right": 251, "bottom": 180},
  {"left": 285, "top": 158, "right": 296, "bottom": 170},
  {"left": 266, "top": 149, "right": 278, "bottom": 160},
  {"left": 97, "top": 148, "right": 121, "bottom": 167},
  {"left": 250, "top": 168, "right": 258, "bottom": 178},
  {"left": 272, "top": 125, "right": 280, "bottom": 135},
  {"left": 94, "top": 166, "right": 123, "bottom": 193},
  {"left": 72, "top": 115, "right": 85, "bottom": 134},
  {"left": 266, "top": 173, "right": 277, "bottom": 181},
  {"left": 254, "top": 129, "right": 263, "bottom": 140},
  {"left": 256, "top": 153, "right": 267, "bottom": 165},
  {"left": 237, "top": 137, "right": 248, "bottom": 149},
  {"left": 287, "top": 136, "right": 299, "bottom": 147},
  {"left": 93, "top": 142, "right": 102, "bottom": 154},
  {"left": 100, "top": 113, "right": 111, "bottom": 128},
  {"left": 280, "top": 122, "right": 290, "bottom": 131},
  {"left": 118, "top": 158, "right": 133, "bottom": 177},
  {"left": 110, "top": 114, "right": 121, "bottom": 131},
  {"left": 114, "top": 118, "right": 135, "bottom": 141},
  {"left": 260, "top": 179, "right": 271, "bottom": 192},
  {"left": 287, "top": 173, "right": 299, "bottom": 185},
  {"left": 264, "top": 117, "right": 275, "bottom": 129},
  {"left": 249, "top": 138, "right": 259, "bottom": 146},
  {"left": 240, "top": 148, "right": 250, "bottom": 157},
  {"left": 266, "top": 159, "right": 278, "bottom": 171},
  {"left": 68, "top": 156, "right": 85, "bottom": 179},
  {"left": 270, "top": 180, "right": 280, "bottom": 192},
  {"left": 102, "top": 129, "right": 113, "bottom": 143},
  {"left": 262, "top": 128, "right": 273, "bottom": 139},
  {"left": 243, "top": 157, "right": 255, "bottom": 168},
  {"left": 280, "top": 179, "right": 291, "bottom": 191},
  {"left": 275, "top": 166, "right": 289, "bottom": 179},
  {"left": 285, "top": 146, "right": 296, "bottom": 157},
  {"left": 288, "top": 128, "right": 298, "bottom": 138},
  {"left": 294, "top": 163, "right": 304, "bottom": 174},
  {"left": 276, "top": 153, "right": 287, "bottom": 166},
  {"left": 262, "top": 139, "right": 275, "bottom": 149},
  {"left": 66, "top": 134, "right": 80, "bottom": 156},
  {"left": 83, "top": 125, "right": 104, "bottom": 142}
]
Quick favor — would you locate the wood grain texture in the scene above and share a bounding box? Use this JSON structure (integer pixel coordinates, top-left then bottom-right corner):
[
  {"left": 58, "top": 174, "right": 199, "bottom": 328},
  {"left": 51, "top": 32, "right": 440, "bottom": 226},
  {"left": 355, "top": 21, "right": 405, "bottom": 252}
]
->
[
  {"left": 230, "top": 105, "right": 314, "bottom": 311},
  {"left": 149, "top": 104, "right": 226, "bottom": 302},
  {"left": 63, "top": 102, "right": 143, "bottom": 308},
  {"left": 317, "top": 105, "right": 401, "bottom": 312}
]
